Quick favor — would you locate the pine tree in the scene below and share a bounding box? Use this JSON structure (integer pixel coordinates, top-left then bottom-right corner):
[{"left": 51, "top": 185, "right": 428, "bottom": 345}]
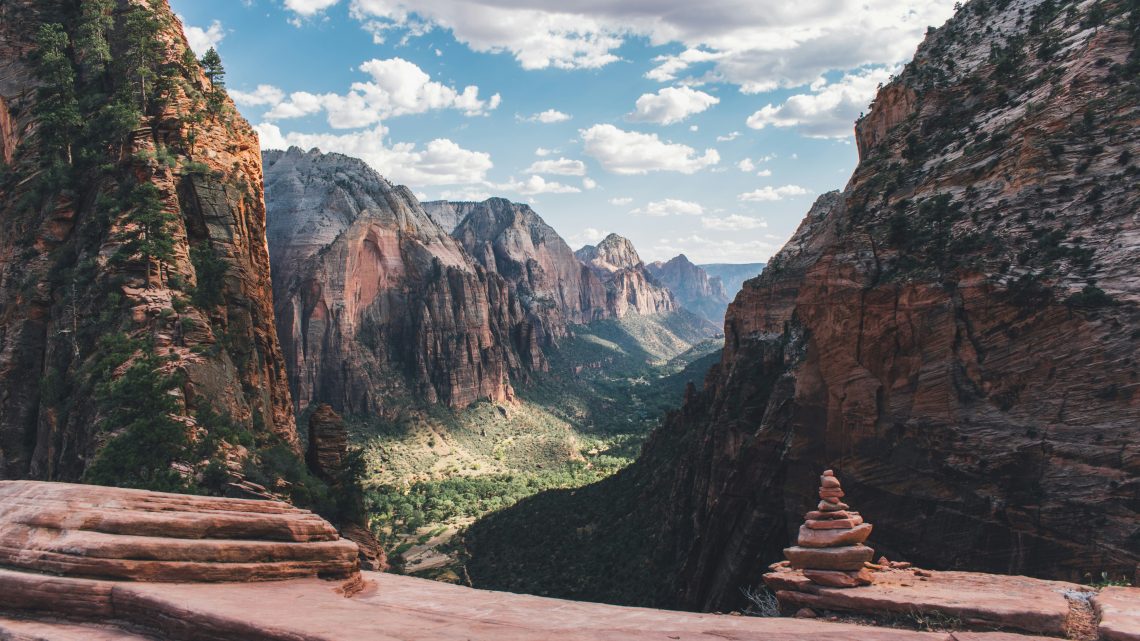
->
[
  {"left": 199, "top": 47, "right": 227, "bottom": 113},
  {"left": 74, "top": 0, "right": 115, "bottom": 82},
  {"left": 119, "top": 4, "right": 162, "bottom": 113},
  {"left": 33, "top": 24, "right": 81, "bottom": 166},
  {"left": 119, "top": 182, "right": 177, "bottom": 288}
]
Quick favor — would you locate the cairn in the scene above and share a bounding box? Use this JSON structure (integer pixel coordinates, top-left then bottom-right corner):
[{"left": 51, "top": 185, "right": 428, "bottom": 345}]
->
[{"left": 782, "top": 470, "right": 874, "bottom": 588}]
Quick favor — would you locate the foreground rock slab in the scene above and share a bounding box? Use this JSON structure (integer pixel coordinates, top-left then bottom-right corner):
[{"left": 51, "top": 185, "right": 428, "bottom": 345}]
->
[
  {"left": 1094, "top": 587, "right": 1140, "bottom": 641},
  {"left": 0, "top": 481, "right": 358, "bottom": 582},
  {"left": 0, "top": 567, "right": 958, "bottom": 641},
  {"left": 764, "top": 566, "right": 1091, "bottom": 636}
]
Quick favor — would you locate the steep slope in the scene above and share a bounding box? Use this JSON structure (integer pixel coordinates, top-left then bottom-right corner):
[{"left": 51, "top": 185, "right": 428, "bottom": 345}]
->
[
  {"left": 467, "top": 0, "right": 1140, "bottom": 610},
  {"left": 699, "top": 263, "right": 766, "bottom": 298},
  {"left": 0, "top": 0, "right": 295, "bottom": 487},
  {"left": 648, "top": 255, "right": 731, "bottom": 324},
  {"left": 577, "top": 234, "right": 678, "bottom": 317},
  {"left": 265, "top": 148, "right": 544, "bottom": 414},
  {"left": 427, "top": 198, "right": 610, "bottom": 343}
]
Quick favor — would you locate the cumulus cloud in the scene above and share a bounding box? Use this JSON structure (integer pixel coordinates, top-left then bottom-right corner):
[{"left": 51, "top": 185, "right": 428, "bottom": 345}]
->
[
  {"left": 535, "top": 147, "right": 555, "bottom": 156},
  {"left": 608, "top": 197, "right": 634, "bottom": 206},
  {"left": 229, "top": 85, "right": 285, "bottom": 107},
  {"left": 316, "top": 0, "right": 955, "bottom": 94},
  {"left": 258, "top": 57, "right": 499, "bottom": 128},
  {"left": 651, "top": 235, "right": 780, "bottom": 263},
  {"left": 631, "top": 199, "right": 704, "bottom": 217},
  {"left": 580, "top": 124, "right": 719, "bottom": 175},
  {"left": 627, "top": 86, "right": 719, "bottom": 125},
  {"left": 181, "top": 19, "right": 224, "bottom": 57},
  {"left": 738, "top": 185, "right": 810, "bottom": 202},
  {"left": 716, "top": 131, "right": 742, "bottom": 142},
  {"left": 582, "top": 177, "right": 598, "bottom": 190},
  {"left": 254, "top": 124, "right": 494, "bottom": 186},
  {"left": 524, "top": 158, "right": 587, "bottom": 176},
  {"left": 737, "top": 158, "right": 755, "bottom": 172},
  {"left": 746, "top": 67, "right": 895, "bottom": 138},
  {"left": 499, "top": 175, "right": 581, "bottom": 195},
  {"left": 570, "top": 227, "right": 610, "bottom": 246},
  {"left": 701, "top": 214, "right": 768, "bottom": 231},
  {"left": 524, "top": 109, "right": 572, "bottom": 123}
]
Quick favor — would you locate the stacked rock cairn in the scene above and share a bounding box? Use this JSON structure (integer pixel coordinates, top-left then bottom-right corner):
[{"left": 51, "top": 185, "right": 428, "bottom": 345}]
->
[{"left": 782, "top": 470, "right": 875, "bottom": 588}]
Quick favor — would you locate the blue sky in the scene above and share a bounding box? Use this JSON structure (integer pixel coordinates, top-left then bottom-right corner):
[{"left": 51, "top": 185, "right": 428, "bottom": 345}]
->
[{"left": 170, "top": 0, "right": 956, "bottom": 263}]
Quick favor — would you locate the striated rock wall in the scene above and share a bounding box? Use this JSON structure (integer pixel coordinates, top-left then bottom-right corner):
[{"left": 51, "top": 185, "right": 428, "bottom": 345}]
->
[
  {"left": 577, "top": 234, "right": 677, "bottom": 317},
  {"left": 436, "top": 198, "right": 610, "bottom": 343},
  {"left": 648, "top": 255, "right": 731, "bottom": 324},
  {"left": 0, "top": 0, "right": 295, "bottom": 483},
  {"left": 649, "top": 0, "right": 1140, "bottom": 610},
  {"left": 265, "top": 149, "right": 542, "bottom": 414}
]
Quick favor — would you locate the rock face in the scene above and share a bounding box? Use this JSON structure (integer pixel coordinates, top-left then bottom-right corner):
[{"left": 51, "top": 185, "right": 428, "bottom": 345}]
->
[
  {"left": 647, "top": 255, "right": 731, "bottom": 324},
  {"left": 577, "top": 234, "right": 677, "bottom": 317},
  {"left": 633, "top": 0, "right": 1140, "bottom": 611},
  {"left": 305, "top": 404, "right": 348, "bottom": 482},
  {"left": 265, "top": 148, "right": 543, "bottom": 414},
  {"left": 0, "top": 481, "right": 358, "bottom": 581},
  {"left": 465, "top": 0, "right": 1140, "bottom": 612},
  {"left": 0, "top": 0, "right": 296, "bottom": 483},
  {"left": 698, "top": 263, "right": 766, "bottom": 299},
  {"left": 431, "top": 198, "right": 610, "bottom": 343}
]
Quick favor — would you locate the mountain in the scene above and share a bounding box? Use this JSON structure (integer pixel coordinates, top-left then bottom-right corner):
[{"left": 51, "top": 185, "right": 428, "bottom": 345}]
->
[
  {"left": 426, "top": 198, "right": 610, "bottom": 343},
  {"left": 466, "top": 0, "right": 1140, "bottom": 610},
  {"left": 576, "top": 234, "right": 678, "bottom": 318},
  {"left": 0, "top": 0, "right": 294, "bottom": 488},
  {"left": 647, "top": 255, "right": 731, "bottom": 324},
  {"left": 264, "top": 148, "right": 544, "bottom": 414},
  {"left": 698, "top": 263, "right": 766, "bottom": 298}
]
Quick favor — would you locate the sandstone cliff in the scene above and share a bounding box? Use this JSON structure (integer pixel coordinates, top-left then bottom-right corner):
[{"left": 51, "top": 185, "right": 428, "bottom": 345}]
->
[
  {"left": 428, "top": 198, "right": 610, "bottom": 343},
  {"left": 648, "top": 255, "right": 731, "bottom": 324},
  {"left": 698, "top": 263, "right": 766, "bottom": 299},
  {"left": 265, "top": 148, "right": 543, "bottom": 414},
  {"left": 577, "top": 234, "right": 678, "bottom": 317},
  {"left": 0, "top": 0, "right": 295, "bottom": 485},
  {"left": 467, "top": 0, "right": 1140, "bottom": 610}
]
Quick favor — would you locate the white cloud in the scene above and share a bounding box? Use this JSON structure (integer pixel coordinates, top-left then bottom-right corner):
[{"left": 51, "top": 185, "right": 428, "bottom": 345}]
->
[
  {"left": 254, "top": 123, "right": 494, "bottom": 186},
  {"left": 746, "top": 67, "right": 895, "bottom": 139},
  {"left": 326, "top": 0, "right": 954, "bottom": 94},
  {"left": 737, "top": 158, "right": 755, "bottom": 172},
  {"left": 582, "top": 177, "right": 598, "bottom": 190},
  {"left": 535, "top": 147, "right": 555, "bottom": 156},
  {"left": 524, "top": 109, "right": 572, "bottom": 123},
  {"left": 701, "top": 214, "right": 768, "bottom": 231},
  {"left": 524, "top": 157, "right": 586, "bottom": 176},
  {"left": 229, "top": 84, "right": 285, "bottom": 107},
  {"left": 436, "top": 187, "right": 493, "bottom": 201},
  {"left": 627, "top": 86, "right": 719, "bottom": 125},
  {"left": 738, "top": 185, "right": 810, "bottom": 202},
  {"left": 717, "top": 131, "right": 742, "bottom": 142},
  {"left": 580, "top": 124, "right": 719, "bottom": 175},
  {"left": 182, "top": 19, "right": 224, "bottom": 57},
  {"left": 285, "top": 0, "right": 340, "bottom": 16},
  {"left": 756, "top": 169, "right": 772, "bottom": 177},
  {"left": 651, "top": 235, "right": 779, "bottom": 263},
  {"left": 499, "top": 175, "right": 581, "bottom": 195},
  {"left": 608, "top": 197, "right": 634, "bottom": 206},
  {"left": 262, "top": 57, "right": 499, "bottom": 128},
  {"left": 631, "top": 199, "right": 704, "bottom": 217},
  {"left": 570, "top": 227, "right": 610, "bottom": 246}
]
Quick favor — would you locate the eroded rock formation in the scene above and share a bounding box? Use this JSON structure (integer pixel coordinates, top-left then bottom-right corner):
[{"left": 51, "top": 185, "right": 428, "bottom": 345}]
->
[
  {"left": 265, "top": 149, "right": 543, "bottom": 414},
  {"left": 577, "top": 234, "right": 677, "bottom": 317},
  {"left": 648, "top": 255, "right": 731, "bottom": 324},
  {"left": 0, "top": 0, "right": 295, "bottom": 483}
]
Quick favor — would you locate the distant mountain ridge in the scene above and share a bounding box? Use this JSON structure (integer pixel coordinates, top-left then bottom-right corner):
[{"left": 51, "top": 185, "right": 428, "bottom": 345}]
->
[
  {"left": 698, "top": 263, "right": 767, "bottom": 297},
  {"left": 647, "top": 255, "right": 731, "bottom": 324}
]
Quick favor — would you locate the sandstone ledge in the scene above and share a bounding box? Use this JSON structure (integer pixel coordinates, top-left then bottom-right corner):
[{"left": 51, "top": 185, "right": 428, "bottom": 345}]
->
[{"left": 1094, "top": 587, "right": 1140, "bottom": 641}]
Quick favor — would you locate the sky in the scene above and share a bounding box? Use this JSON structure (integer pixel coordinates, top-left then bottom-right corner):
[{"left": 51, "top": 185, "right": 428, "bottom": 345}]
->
[{"left": 169, "top": 0, "right": 957, "bottom": 264}]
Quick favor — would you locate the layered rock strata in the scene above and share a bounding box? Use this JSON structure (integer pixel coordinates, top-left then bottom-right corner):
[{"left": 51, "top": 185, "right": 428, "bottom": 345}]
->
[
  {"left": 576, "top": 234, "right": 677, "bottom": 317},
  {"left": 782, "top": 471, "right": 874, "bottom": 588},
  {"left": 647, "top": 255, "right": 731, "bottom": 324},
  {"left": 0, "top": 481, "right": 358, "bottom": 581},
  {"left": 265, "top": 149, "right": 543, "bottom": 413}
]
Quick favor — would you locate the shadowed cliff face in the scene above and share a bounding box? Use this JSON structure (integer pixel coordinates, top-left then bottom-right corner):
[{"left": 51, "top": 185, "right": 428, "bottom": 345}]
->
[
  {"left": 577, "top": 234, "right": 678, "bottom": 318},
  {"left": 0, "top": 0, "right": 295, "bottom": 482},
  {"left": 657, "top": 0, "right": 1140, "bottom": 610},
  {"left": 426, "top": 198, "right": 610, "bottom": 344},
  {"left": 648, "top": 255, "right": 731, "bottom": 325},
  {"left": 466, "top": 0, "right": 1140, "bottom": 612},
  {"left": 265, "top": 149, "right": 543, "bottom": 414}
]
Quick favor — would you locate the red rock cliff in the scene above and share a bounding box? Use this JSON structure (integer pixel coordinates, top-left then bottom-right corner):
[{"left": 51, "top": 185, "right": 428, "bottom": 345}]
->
[{"left": 0, "top": 0, "right": 296, "bottom": 482}]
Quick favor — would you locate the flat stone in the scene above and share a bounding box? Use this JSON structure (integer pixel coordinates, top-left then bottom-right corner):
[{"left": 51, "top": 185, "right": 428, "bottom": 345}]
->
[
  {"left": 805, "top": 516, "right": 863, "bottom": 530},
  {"left": 818, "top": 500, "right": 849, "bottom": 511},
  {"left": 805, "top": 510, "right": 858, "bottom": 520},
  {"left": 803, "top": 569, "right": 873, "bottom": 588},
  {"left": 785, "top": 545, "right": 874, "bottom": 571},
  {"left": 797, "top": 523, "right": 872, "bottom": 548},
  {"left": 0, "top": 617, "right": 156, "bottom": 641},
  {"left": 772, "top": 568, "right": 1083, "bottom": 636},
  {"left": 818, "top": 488, "right": 845, "bottom": 499},
  {"left": 1093, "top": 586, "right": 1140, "bottom": 641},
  {"left": 821, "top": 476, "right": 841, "bottom": 489}
]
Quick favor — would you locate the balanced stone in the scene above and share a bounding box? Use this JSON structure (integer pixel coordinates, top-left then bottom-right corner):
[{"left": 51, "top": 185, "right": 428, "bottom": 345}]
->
[
  {"left": 803, "top": 568, "right": 874, "bottom": 588},
  {"left": 798, "top": 523, "right": 872, "bottom": 548},
  {"left": 818, "top": 500, "right": 849, "bottom": 511},
  {"left": 785, "top": 545, "right": 874, "bottom": 571},
  {"left": 805, "top": 516, "right": 863, "bottom": 530},
  {"left": 805, "top": 510, "right": 858, "bottom": 520}
]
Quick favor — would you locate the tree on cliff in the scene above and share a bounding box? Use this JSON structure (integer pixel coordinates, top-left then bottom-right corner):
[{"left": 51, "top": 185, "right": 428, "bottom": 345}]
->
[
  {"left": 117, "top": 182, "right": 176, "bottom": 289},
  {"left": 200, "top": 47, "right": 227, "bottom": 113},
  {"left": 32, "top": 24, "right": 81, "bottom": 167}
]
